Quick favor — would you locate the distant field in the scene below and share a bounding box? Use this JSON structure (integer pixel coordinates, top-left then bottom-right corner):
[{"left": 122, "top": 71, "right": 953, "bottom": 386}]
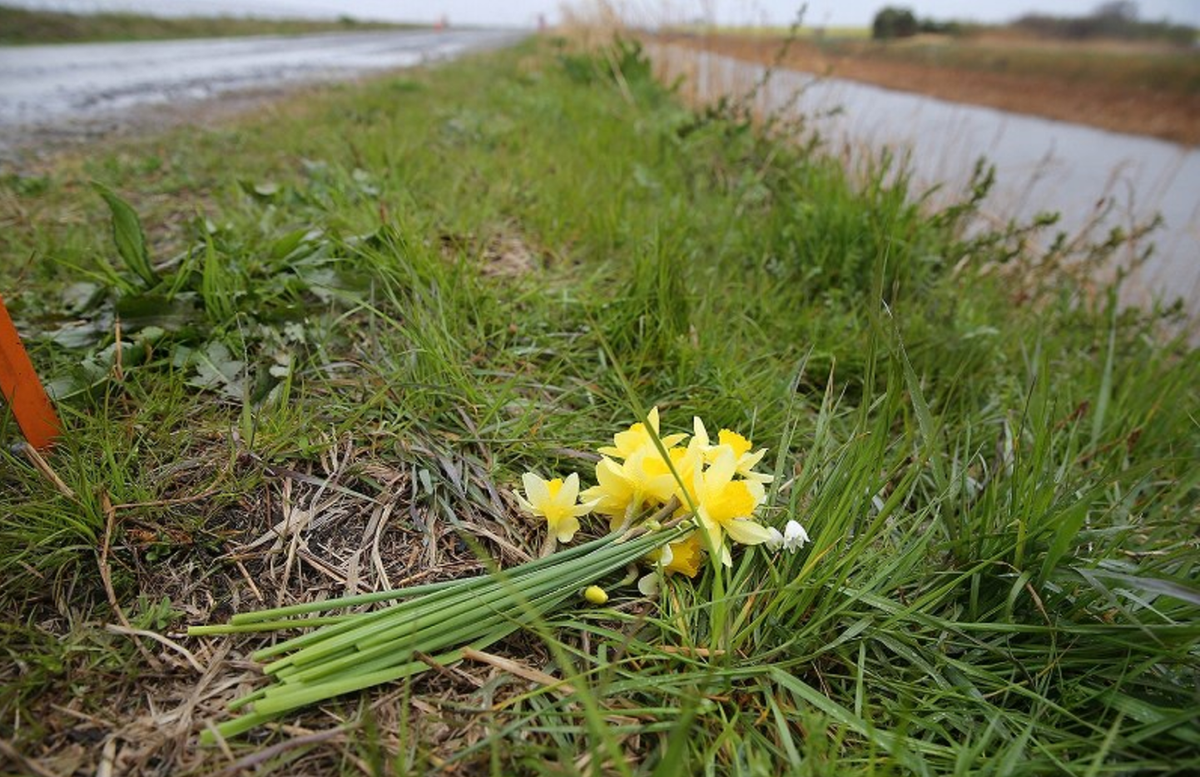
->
[
  {"left": 825, "top": 32, "right": 1200, "bottom": 93},
  {"left": 673, "top": 24, "right": 870, "bottom": 39},
  {"left": 659, "top": 29, "right": 1200, "bottom": 145},
  {"left": 0, "top": 4, "right": 415, "bottom": 45}
]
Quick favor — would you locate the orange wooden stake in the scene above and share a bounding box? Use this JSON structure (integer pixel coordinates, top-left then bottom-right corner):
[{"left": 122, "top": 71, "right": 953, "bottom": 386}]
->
[{"left": 0, "top": 295, "right": 61, "bottom": 450}]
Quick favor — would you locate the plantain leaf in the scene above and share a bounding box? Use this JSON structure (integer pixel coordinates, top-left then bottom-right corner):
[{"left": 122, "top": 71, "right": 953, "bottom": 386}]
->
[{"left": 93, "top": 181, "right": 158, "bottom": 289}]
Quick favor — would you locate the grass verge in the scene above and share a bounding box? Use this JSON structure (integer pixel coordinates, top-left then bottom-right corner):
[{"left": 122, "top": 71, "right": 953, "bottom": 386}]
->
[{"left": 1, "top": 35, "right": 1198, "bottom": 775}]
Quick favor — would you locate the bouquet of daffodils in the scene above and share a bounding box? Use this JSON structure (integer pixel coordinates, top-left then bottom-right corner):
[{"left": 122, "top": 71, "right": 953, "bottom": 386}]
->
[{"left": 189, "top": 408, "right": 808, "bottom": 741}]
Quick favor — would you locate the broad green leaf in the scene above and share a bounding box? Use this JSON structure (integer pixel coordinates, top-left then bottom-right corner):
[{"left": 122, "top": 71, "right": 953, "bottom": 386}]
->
[
  {"left": 187, "top": 340, "right": 246, "bottom": 399},
  {"left": 93, "top": 182, "right": 157, "bottom": 288}
]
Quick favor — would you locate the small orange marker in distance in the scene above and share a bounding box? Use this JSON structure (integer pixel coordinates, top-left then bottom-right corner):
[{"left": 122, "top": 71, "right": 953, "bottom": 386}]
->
[{"left": 0, "top": 295, "right": 61, "bottom": 450}]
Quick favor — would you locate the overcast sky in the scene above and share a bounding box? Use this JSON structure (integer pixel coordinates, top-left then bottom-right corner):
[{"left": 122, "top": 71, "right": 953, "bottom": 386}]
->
[{"left": 14, "top": 1, "right": 1200, "bottom": 29}]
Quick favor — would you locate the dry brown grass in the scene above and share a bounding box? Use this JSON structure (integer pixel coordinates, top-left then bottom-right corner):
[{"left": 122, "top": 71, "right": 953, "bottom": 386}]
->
[
  {"left": 556, "top": 0, "right": 629, "bottom": 52},
  {"left": 1, "top": 429, "right": 559, "bottom": 775}
]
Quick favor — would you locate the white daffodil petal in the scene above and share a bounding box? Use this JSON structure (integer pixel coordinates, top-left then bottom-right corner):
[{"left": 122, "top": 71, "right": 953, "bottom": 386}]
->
[
  {"left": 724, "top": 518, "right": 774, "bottom": 546},
  {"left": 707, "top": 448, "right": 737, "bottom": 485},
  {"left": 560, "top": 472, "right": 581, "bottom": 503},
  {"left": 740, "top": 448, "right": 767, "bottom": 470},
  {"left": 570, "top": 498, "right": 600, "bottom": 517},
  {"left": 661, "top": 433, "right": 687, "bottom": 449},
  {"left": 710, "top": 444, "right": 736, "bottom": 463},
  {"left": 522, "top": 472, "right": 549, "bottom": 505},
  {"left": 556, "top": 514, "right": 581, "bottom": 543},
  {"left": 745, "top": 479, "right": 767, "bottom": 506}
]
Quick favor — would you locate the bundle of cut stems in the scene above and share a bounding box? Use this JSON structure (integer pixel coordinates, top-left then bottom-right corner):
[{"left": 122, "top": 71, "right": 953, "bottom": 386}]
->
[{"left": 191, "top": 515, "right": 690, "bottom": 741}]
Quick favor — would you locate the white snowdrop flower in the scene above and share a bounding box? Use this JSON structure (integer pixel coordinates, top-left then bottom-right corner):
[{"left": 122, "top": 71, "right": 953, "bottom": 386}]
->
[
  {"left": 637, "top": 543, "right": 675, "bottom": 596},
  {"left": 764, "top": 526, "right": 785, "bottom": 552},
  {"left": 783, "top": 520, "right": 809, "bottom": 552}
]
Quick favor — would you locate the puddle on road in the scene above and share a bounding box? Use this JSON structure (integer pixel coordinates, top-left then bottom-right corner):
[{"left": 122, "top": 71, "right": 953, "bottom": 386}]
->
[{"left": 652, "top": 45, "right": 1200, "bottom": 323}]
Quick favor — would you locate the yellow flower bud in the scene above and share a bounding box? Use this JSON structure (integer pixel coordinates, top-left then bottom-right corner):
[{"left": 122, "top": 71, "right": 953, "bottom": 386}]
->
[{"left": 583, "top": 585, "right": 609, "bottom": 605}]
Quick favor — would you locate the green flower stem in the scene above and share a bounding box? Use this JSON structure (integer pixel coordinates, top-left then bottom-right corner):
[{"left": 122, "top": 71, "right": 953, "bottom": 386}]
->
[
  {"left": 203, "top": 623, "right": 521, "bottom": 743},
  {"left": 225, "top": 687, "right": 266, "bottom": 712},
  {"left": 227, "top": 533, "right": 616, "bottom": 625},
  {"left": 257, "top": 589, "right": 571, "bottom": 707},
  {"left": 229, "top": 579, "right": 472, "bottom": 625},
  {"left": 241, "top": 535, "right": 628, "bottom": 662},
  {"left": 251, "top": 541, "right": 606, "bottom": 663},
  {"left": 275, "top": 574, "right": 588, "bottom": 686},
  {"left": 187, "top": 615, "right": 352, "bottom": 636},
  {"left": 232, "top": 580, "right": 589, "bottom": 706},
  {"left": 262, "top": 526, "right": 680, "bottom": 676},
  {"left": 253, "top": 580, "right": 489, "bottom": 663},
  {"left": 251, "top": 623, "right": 521, "bottom": 716},
  {"left": 201, "top": 709, "right": 277, "bottom": 743},
  {"left": 205, "top": 523, "right": 691, "bottom": 739},
  {"left": 263, "top": 528, "right": 677, "bottom": 680}
]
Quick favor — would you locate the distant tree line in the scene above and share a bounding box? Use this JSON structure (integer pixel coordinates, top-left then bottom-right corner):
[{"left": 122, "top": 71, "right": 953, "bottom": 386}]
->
[
  {"left": 871, "top": 7, "right": 964, "bottom": 40},
  {"left": 1013, "top": 2, "right": 1194, "bottom": 46},
  {"left": 871, "top": 7, "right": 916, "bottom": 40},
  {"left": 871, "top": 1, "right": 1194, "bottom": 44}
]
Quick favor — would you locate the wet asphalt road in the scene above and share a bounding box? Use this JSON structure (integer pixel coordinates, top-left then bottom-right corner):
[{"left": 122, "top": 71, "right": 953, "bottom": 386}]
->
[{"left": 0, "top": 29, "right": 524, "bottom": 154}]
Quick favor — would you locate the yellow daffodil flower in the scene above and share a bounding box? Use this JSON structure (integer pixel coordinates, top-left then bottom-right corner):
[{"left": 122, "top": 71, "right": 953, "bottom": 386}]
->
[
  {"left": 662, "top": 533, "right": 704, "bottom": 577},
  {"left": 639, "top": 533, "right": 705, "bottom": 595},
  {"left": 692, "top": 417, "right": 772, "bottom": 483},
  {"left": 598, "top": 406, "right": 686, "bottom": 460},
  {"left": 641, "top": 444, "right": 702, "bottom": 507},
  {"left": 516, "top": 472, "right": 596, "bottom": 543},
  {"left": 717, "top": 428, "right": 773, "bottom": 483},
  {"left": 693, "top": 449, "right": 772, "bottom": 566},
  {"left": 582, "top": 448, "right": 679, "bottom": 531},
  {"left": 580, "top": 457, "right": 636, "bottom": 529}
]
